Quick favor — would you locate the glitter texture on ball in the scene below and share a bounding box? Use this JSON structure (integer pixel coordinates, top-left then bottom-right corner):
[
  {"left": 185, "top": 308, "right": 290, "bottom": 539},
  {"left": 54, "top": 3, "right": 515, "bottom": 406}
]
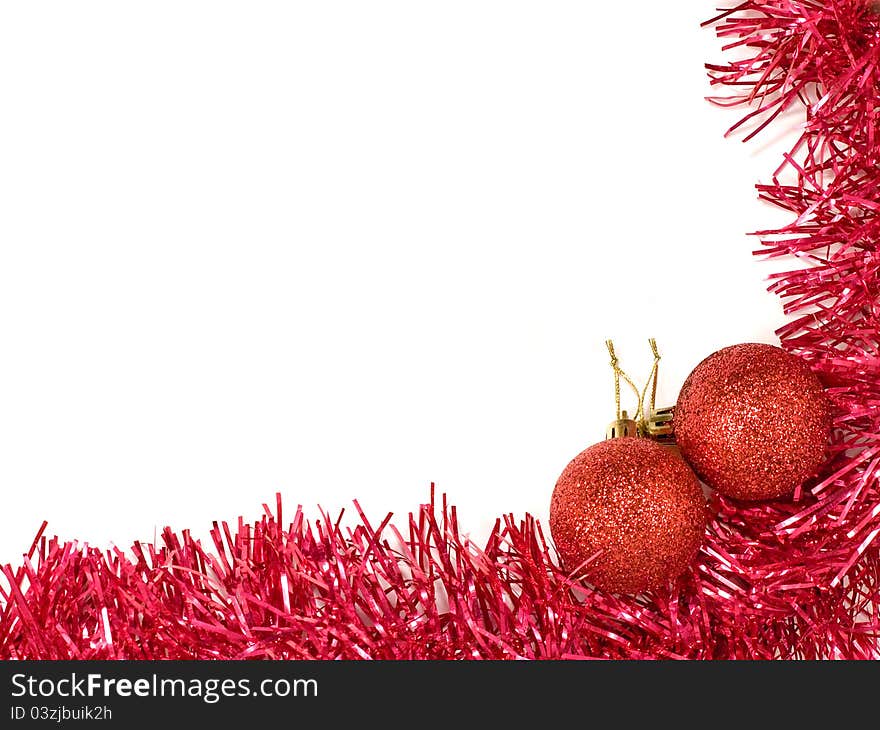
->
[
  {"left": 549, "top": 437, "right": 707, "bottom": 594},
  {"left": 674, "top": 343, "right": 831, "bottom": 501}
]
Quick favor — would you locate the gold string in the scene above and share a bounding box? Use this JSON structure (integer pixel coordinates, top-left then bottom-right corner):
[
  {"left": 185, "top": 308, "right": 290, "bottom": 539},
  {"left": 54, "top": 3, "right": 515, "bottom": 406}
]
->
[
  {"left": 638, "top": 338, "right": 662, "bottom": 423},
  {"left": 605, "top": 339, "right": 642, "bottom": 421},
  {"left": 607, "top": 338, "right": 662, "bottom": 428}
]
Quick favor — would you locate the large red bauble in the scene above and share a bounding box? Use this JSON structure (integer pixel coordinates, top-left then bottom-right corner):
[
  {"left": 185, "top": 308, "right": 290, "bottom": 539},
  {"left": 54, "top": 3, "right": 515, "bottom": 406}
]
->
[
  {"left": 549, "top": 437, "right": 707, "bottom": 594},
  {"left": 674, "top": 343, "right": 831, "bottom": 501}
]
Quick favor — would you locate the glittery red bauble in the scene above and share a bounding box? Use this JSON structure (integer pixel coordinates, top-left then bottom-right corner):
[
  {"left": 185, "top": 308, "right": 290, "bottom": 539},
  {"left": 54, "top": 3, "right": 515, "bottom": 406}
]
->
[
  {"left": 675, "top": 343, "right": 831, "bottom": 501},
  {"left": 549, "top": 438, "right": 707, "bottom": 594}
]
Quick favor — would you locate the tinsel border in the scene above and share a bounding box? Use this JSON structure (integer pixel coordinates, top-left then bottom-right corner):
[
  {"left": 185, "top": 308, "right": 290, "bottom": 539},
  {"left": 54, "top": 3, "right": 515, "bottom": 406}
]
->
[{"left": 2, "top": 1, "right": 880, "bottom": 659}]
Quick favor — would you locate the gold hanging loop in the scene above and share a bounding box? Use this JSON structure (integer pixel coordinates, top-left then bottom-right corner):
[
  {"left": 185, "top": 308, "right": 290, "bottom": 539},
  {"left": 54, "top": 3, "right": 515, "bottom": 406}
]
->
[
  {"left": 605, "top": 340, "right": 643, "bottom": 439},
  {"left": 641, "top": 338, "right": 676, "bottom": 443},
  {"left": 638, "top": 337, "right": 662, "bottom": 425}
]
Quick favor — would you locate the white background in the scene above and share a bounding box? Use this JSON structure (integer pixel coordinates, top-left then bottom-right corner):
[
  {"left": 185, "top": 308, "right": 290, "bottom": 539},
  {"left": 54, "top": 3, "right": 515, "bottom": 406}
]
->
[{"left": 0, "top": 2, "right": 795, "bottom": 562}]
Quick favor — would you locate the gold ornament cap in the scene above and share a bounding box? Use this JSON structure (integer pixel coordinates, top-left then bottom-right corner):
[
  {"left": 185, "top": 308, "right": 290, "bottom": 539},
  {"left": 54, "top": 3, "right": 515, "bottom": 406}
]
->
[
  {"left": 606, "top": 410, "right": 640, "bottom": 440},
  {"left": 643, "top": 405, "right": 676, "bottom": 444}
]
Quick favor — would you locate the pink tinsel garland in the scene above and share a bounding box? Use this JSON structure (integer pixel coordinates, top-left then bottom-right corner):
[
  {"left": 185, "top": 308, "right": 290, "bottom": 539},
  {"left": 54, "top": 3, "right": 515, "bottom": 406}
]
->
[{"left": 2, "top": 0, "right": 880, "bottom": 659}]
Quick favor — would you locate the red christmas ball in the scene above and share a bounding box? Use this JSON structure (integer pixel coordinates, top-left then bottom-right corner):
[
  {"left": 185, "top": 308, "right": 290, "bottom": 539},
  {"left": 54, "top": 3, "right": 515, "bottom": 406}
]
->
[
  {"left": 549, "top": 437, "right": 707, "bottom": 594},
  {"left": 674, "top": 343, "right": 831, "bottom": 501}
]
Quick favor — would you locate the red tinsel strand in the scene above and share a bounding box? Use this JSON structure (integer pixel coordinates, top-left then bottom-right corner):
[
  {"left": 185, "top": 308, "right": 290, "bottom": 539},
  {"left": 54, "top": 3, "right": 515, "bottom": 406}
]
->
[
  {"left": 2, "top": 1, "right": 880, "bottom": 658},
  {"left": 0, "top": 483, "right": 876, "bottom": 659},
  {"left": 701, "top": 0, "right": 880, "bottom": 657}
]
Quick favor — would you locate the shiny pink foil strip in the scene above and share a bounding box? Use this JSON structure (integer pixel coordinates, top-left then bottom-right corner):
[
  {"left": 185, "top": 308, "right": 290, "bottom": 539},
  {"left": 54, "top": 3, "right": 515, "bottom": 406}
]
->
[{"left": 2, "top": 1, "right": 880, "bottom": 659}]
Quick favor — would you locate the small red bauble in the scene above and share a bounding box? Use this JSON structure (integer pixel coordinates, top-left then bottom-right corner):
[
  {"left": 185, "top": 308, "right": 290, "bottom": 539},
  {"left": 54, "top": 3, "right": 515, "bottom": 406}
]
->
[
  {"left": 674, "top": 343, "right": 831, "bottom": 501},
  {"left": 549, "top": 437, "right": 707, "bottom": 594}
]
